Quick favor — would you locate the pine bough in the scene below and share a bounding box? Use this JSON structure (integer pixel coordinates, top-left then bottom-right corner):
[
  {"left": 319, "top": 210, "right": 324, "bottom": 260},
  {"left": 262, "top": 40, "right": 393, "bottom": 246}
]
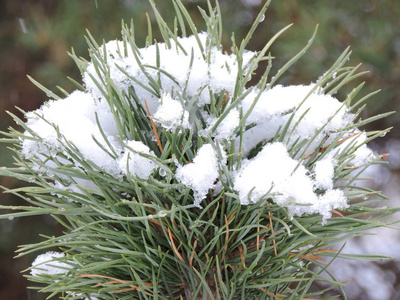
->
[{"left": 0, "top": 0, "right": 397, "bottom": 299}]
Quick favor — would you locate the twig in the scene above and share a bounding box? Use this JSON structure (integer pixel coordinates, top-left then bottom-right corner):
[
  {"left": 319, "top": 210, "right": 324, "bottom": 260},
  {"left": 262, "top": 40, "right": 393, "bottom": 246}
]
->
[
  {"left": 144, "top": 99, "right": 163, "bottom": 153},
  {"left": 167, "top": 227, "right": 185, "bottom": 263},
  {"left": 266, "top": 202, "right": 277, "bottom": 256},
  {"left": 304, "top": 131, "right": 361, "bottom": 160},
  {"left": 75, "top": 274, "right": 154, "bottom": 295},
  {"left": 189, "top": 237, "right": 198, "bottom": 269}
]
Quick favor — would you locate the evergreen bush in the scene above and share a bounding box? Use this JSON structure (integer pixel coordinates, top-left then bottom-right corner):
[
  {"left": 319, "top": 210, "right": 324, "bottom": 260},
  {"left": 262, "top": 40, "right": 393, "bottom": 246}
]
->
[{"left": 0, "top": 0, "right": 397, "bottom": 299}]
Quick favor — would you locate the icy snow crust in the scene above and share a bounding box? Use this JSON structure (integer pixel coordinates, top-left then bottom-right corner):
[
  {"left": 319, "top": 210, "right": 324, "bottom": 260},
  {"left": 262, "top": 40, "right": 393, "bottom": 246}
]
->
[{"left": 21, "top": 33, "right": 373, "bottom": 223}]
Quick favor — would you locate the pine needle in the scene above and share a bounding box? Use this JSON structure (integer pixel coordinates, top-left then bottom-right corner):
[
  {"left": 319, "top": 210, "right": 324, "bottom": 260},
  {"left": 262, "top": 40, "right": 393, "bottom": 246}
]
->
[
  {"left": 144, "top": 99, "right": 163, "bottom": 153},
  {"left": 167, "top": 227, "right": 185, "bottom": 263}
]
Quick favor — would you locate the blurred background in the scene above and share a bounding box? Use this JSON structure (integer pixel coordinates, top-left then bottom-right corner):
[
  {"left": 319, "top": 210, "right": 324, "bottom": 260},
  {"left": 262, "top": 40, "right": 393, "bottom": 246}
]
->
[{"left": 0, "top": 0, "right": 399, "bottom": 299}]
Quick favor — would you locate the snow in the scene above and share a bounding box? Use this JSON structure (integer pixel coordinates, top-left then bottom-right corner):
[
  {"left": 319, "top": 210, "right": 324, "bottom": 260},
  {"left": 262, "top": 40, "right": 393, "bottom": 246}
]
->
[
  {"left": 22, "top": 90, "right": 120, "bottom": 176},
  {"left": 234, "top": 143, "right": 348, "bottom": 222},
  {"left": 31, "top": 251, "right": 71, "bottom": 276},
  {"left": 176, "top": 144, "right": 226, "bottom": 206},
  {"left": 20, "top": 32, "right": 377, "bottom": 221},
  {"left": 200, "top": 107, "right": 241, "bottom": 140},
  {"left": 154, "top": 92, "right": 190, "bottom": 131},
  {"left": 314, "top": 157, "right": 336, "bottom": 189},
  {"left": 212, "top": 108, "right": 241, "bottom": 140},
  {"left": 118, "top": 140, "right": 156, "bottom": 179},
  {"left": 83, "top": 33, "right": 256, "bottom": 112},
  {"left": 240, "top": 84, "right": 353, "bottom": 157}
]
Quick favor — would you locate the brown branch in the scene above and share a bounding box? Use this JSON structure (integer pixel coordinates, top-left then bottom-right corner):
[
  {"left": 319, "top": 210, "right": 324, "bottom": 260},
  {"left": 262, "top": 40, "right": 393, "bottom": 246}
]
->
[
  {"left": 289, "top": 249, "right": 338, "bottom": 265},
  {"left": 144, "top": 99, "right": 163, "bottom": 153},
  {"left": 189, "top": 238, "right": 198, "bottom": 269},
  {"left": 238, "top": 245, "right": 246, "bottom": 269},
  {"left": 304, "top": 131, "right": 361, "bottom": 160},
  {"left": 332, "top": 209, "right": 344, "bottom": 217},
  {"left": 167, "top": 227, "right": 185, "bottom": 263},
  {"left": 75, "top": 274, "right": 153, "bottom": 295},
  {"left": 266, "top": 202, "right": 278, "bottom": 256}
]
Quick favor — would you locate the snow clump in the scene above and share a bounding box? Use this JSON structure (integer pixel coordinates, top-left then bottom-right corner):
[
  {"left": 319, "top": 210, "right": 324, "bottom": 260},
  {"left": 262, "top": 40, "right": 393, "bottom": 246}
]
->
[
  {"left": 154, "top": 93, "right": 190, "bottom": 130},
  {"left": 20, "top": 33, "right": 375, "bottom": 223},
  {"left": 31, "top": 251, "right": 71, "bottom": 276},
  {"left": 118, "top": 140, "right": 156, "bottom": 179},
  {"left": 234, "top": 143, "right": 348, "bottom": 223},
  {"left": 176, "top": 144, "right": 227, "bottom": 206},
  {"left": 240, "top": 84, "right": 355, "bottom": 156}
]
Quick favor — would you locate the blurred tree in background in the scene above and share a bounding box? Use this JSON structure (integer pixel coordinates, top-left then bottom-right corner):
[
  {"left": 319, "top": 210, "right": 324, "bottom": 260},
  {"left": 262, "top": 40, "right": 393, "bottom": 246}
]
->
[{"left": 0, "top": 0, "right": 399, "bottom": 299}]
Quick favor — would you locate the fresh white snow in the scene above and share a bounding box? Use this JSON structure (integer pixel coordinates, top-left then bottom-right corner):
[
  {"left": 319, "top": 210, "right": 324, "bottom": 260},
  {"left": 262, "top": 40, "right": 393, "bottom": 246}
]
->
[
  {"left": 234, "top": 142, "right": 348, "bottom": 222},
  {"left": 31, "top": 251, "right": 70, "bottom": 276},
  {"left": 21, "top": 33, "right": 375, "bottom": 221},
  {"left": 153, "top": 92, "right": 190, "bottom": 131},
  {"left": 118, "top": 140, "right": 156, "bottom": 179},
  {"left": 176, "top": 143, "right": 226, "bottom": 206},
  {"left": 240, "top": 84, "right": 354, "bottom": 156}
]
